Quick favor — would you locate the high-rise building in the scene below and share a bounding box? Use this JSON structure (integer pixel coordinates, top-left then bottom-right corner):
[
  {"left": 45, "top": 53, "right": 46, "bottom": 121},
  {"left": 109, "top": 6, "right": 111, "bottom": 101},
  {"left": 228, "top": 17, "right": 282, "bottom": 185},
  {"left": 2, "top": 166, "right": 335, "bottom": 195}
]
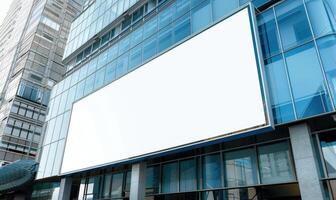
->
[
  {"left": 32, "top": 0, "right": 336, "bottom": 199},
  {"left": 0, "top": 0, "right": 83, "bottom": 166}
]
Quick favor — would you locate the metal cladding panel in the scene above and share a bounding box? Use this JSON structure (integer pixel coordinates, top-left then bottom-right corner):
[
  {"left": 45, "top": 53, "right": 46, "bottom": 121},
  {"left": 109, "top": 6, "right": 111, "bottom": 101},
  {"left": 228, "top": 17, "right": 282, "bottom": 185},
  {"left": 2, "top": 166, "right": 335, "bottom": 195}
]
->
[{"left": 61, "top": 6, "right": 272, "bottom": 174}]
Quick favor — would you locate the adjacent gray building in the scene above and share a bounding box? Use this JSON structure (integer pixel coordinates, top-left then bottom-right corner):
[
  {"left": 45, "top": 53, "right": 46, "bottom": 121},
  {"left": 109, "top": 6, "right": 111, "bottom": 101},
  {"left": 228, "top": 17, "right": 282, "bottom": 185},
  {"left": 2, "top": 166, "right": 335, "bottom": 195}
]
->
[{"left": 0, "top": 0, "right": 83, "bottom": 165}]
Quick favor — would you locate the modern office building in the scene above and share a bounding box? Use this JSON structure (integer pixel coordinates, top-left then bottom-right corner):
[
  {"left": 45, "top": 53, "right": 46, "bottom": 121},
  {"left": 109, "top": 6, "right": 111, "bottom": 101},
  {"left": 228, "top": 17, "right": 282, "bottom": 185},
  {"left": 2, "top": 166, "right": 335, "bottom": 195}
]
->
[
  {"left": 33, "top": 0, "right": 336, "bottom": 199},
  {"left": 0, "top": 0, "right": 83, "bottom": 166}
]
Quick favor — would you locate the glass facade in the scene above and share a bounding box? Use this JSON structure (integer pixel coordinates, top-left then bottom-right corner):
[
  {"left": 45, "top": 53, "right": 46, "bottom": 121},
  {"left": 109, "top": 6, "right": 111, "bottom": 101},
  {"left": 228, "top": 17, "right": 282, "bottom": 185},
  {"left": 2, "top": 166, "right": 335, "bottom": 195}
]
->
[
  {"left": 64, "top": 0, "right": 142, "bottom": 58},
  {"left": 38, "top": 0, "right": 336, "bottom": 189},
  {"left": 144, "top": 140, "right": 296, "bottom": 197}
]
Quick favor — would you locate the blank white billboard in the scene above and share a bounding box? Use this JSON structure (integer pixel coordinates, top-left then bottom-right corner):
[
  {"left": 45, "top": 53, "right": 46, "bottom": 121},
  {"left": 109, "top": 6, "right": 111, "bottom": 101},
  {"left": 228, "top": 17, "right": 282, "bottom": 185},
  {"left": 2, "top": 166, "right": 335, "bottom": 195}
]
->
[{"left": 61, "top": 7, "right": 271, "bottom": 174}]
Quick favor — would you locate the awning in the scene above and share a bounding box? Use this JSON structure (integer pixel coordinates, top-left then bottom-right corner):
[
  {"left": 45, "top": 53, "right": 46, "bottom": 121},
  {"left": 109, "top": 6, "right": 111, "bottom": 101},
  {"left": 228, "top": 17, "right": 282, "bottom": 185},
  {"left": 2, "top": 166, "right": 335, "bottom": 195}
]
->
[{"left": 0, "top": 159, "right": 38, "bottom": 193}]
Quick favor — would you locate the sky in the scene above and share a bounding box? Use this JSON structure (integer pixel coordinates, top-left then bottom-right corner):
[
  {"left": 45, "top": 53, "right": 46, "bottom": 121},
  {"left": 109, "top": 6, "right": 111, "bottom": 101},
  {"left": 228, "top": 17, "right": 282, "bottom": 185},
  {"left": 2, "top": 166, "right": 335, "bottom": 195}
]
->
[{"left": 0, "top": 0, "right": 13, "bottom": 26}]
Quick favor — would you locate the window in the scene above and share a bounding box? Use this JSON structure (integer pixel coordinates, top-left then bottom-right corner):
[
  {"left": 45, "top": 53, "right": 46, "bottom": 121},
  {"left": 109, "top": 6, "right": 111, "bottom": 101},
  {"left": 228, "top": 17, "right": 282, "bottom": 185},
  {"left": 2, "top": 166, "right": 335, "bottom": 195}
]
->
[
  {"left": 285, "top": 42, "right": 332, "bottom": 118},
  {"left": 202, "top": 154, "right": 222, "bottom": 189},
  {"left": 75, "top": 80, "right": 85, "bottom": 100},
  {"left": 143, "top": 17, "right": 158, "bottom": 39},
  {"left": 257, "top": 9, "right": 281, "bottom": 59},
  {"left": 224, "top": 148, "right": 258, "bottom": 187},
  {"left": 275, "top": 0, "right": 312, "bottom": 50},
  {"left": 111, "top": 173, "right": 123, "bottom": 198},
  {"left": 191, "top": 0, "right": 212, "bottom": 33},
  {"left": 320, "top": 133, "right": 336, "bottom": 178},
  {"left": 158, "top": 26, "right": 173, "bottom": 52},
  {"left": 317, "top": 35, "right": 336, "bottom": 106},
  {"left": 180, "top": 159, "right": 197, "bottom": 192},
  {"left": 162, "top": 162, "right": 179, "bottom": 193},
  {"left": 84, "top": 74, "right": 95, "bottom": 96},
  {"left": 213, "top": 0, "right": 239, "bottom": 21},
  {"left": 159, "top": 5, "right": 173, "bottom": 29},
  {"left": 146, "top": 166, "right": 160, "bottom": 195},
  {"left": 305, "top": 0, "right": 336, "bottom": 37},
  {"left": 94, "top": 67, "right": 106, "bottom": 89},
  {"left": 265, "top": 55, "right": 295, "bottom": 123},
  {"left": 105, "top": 62, "right": 117, "bottom": 84},
  {"left": 174, "top": 16, "right": 191, "bottom": 43},
  {"left": 143, "top": 36, "right": 157, "bottom": 61},
  {"left": 258, "top": 142, "right": 295, "bottom": 184},
  {"left": 116, "top": 54, "right": 129, "bottom": 79},
  {"left": 129, "top": 46, "right": 142, "bottom": 70},
  {"left": 175, "top": 0, "right": 190, "bottom": 19}
]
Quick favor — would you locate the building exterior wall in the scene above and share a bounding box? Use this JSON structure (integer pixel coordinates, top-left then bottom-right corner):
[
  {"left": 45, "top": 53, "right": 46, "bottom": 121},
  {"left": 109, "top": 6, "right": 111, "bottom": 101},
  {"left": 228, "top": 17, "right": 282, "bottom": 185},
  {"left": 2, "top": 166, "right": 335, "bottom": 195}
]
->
[
  {"left": 0, "top": 0, "right": 83, "bottom": 165},
  {"left": 34, "top": 0, "right": 336, "bottom": 199}
]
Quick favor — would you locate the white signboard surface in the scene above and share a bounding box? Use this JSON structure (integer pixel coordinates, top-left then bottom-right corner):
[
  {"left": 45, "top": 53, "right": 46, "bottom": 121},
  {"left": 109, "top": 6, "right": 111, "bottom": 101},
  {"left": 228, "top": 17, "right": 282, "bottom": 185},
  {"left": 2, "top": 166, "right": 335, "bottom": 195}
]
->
[{"left": 61, "top": 7, "right": 270, "bottom": 174}]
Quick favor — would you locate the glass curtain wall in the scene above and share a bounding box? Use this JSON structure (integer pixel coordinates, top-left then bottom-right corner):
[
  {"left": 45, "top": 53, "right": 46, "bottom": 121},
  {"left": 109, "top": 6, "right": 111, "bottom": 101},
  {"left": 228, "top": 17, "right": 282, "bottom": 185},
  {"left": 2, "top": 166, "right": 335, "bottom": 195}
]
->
[{"left": 39, "top": 0, "right": 336, "bottom": 179}]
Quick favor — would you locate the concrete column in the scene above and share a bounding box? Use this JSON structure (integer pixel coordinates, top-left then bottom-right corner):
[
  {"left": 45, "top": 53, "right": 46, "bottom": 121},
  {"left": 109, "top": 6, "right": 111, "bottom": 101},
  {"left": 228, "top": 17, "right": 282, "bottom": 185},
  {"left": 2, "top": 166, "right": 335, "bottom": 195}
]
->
[
  {"left": 58, "top": 177, "right": 72, "bottom": 200},
  {"left": 130, "top": 162, "right": 147, "bottom": 200},
  {"left": 289, "top": 123, "right": 324, "bottom": 200}
]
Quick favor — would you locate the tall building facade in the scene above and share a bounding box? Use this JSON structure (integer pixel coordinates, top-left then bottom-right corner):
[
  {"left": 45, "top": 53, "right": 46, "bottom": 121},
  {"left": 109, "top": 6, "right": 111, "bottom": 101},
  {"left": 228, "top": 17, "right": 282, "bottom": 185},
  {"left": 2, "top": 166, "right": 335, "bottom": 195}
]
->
[
  {"left": 33, "top": 0, "right": 336, "bottom": 199},
  {"left": 0, "top": 0, "right": 83, "bottom": 166}
]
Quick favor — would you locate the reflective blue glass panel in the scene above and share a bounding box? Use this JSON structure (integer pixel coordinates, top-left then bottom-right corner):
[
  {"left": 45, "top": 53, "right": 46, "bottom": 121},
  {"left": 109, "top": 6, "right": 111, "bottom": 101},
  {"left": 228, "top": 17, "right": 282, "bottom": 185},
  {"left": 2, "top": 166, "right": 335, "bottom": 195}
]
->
[
  {"left": 174, "top": 0, "right": 190, "bottom": 19},
  {"left": 174, "top": 15, "right": 191, "bottom": 43},
  {"left": 257, "top": 9, "right": 281, "bottom": 59},
  {"left": 285, "top": 42, "right": 332, "bottom": 118},
  {"left": 159, "top": 4, "right": 173, "bottom": 29},
  {"left": 84, "top": 73, "right": 95, "bottom": 96},
  {"left": 75, "top": 80, "right": 85, "bottom": 100},
  {"left": 191, "top": 0, "right": 212, "bottom": 33},
  {"left": 305, "top": 0, "right": 336, "bottom": 37},
  {"left": 94, "top": 67, "right": 106, "bottom": 89},
  {"left": 143, "top": 36, "right": 157, "bottom": 61},
  {"left": 158, "top": 26, "right": 173, "bottom": 52},
  {"left": 129, "top": 46, "right": 142, "bottom": 70},
  {"left": 105, "top": 62, "right": 117, "bottom": 84},
  {"left": 265, "top": 55, "right": 295, "bottom": 123},
  {"left": 116, "top": 54, "right": 129, "bottom": 78},
  {"left": 275, "top": 0, "right": 312, "bottom": 50},
  {"left": 320, "top": 133, "right": 336, "bottom": 177},
  {"left": 111, "top": 173, "right": 123, "bottom": 198},
  {"left": 212, "top": 0, "right": 239, "bottom": 21},
  {"left": 317, "top": 35, "right": 336, "bottom": 106}
]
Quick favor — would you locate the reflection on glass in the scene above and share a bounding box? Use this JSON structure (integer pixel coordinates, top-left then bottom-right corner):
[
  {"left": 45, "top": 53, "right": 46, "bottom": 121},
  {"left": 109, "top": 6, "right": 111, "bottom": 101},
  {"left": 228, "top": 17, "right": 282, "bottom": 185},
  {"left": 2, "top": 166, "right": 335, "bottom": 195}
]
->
[
  {"left": 320, "top": 133, "right": 336, "bottom": 177},
  {"left": 162, "top": 162, "right": 179, "bottom": 193},
  {"left": 111, "top": 173, "right": 123, "bottom": 198},
  {"left": 275, "top": 0, "right": 312, "bottom": 50},
  {"left": 305, "top": 0, "right": 336, "bottom": 37},
  {"left": 191, "top": 0, "right": 212, "bottom": 33},
  {"left": 224, "top": 148, "right": 258, "bottom": 187},
  {"left": 180, "top": 159, "right": 197, "bottom": 192},
  {"left": 174, "top": 16, "right": 191, "bottom": 43},
  {"left": 143, "top": 36, "right": 157, "bottom": 61},
  {"left": 257, "top": 9, "right": 280, "bottom": 59},
  {"left": 146, "top": 166, "right": 160, "bottom": 195},
  {"left": 158, "top": 26, "right": 173, "bottom": 52},
  {"left": 203, "top": 154, "right": 222, "bottom": 189},
  {"left": 102, "top": 174, "right": 111, "bottom": 197},
  {"left": 285, "top": 42, "right": 332, "bottom": 118},
  {"left": 265, "top": 55, "right": 295, "bottom": 123},
  {"left": 213, "top": 0, "right": 238, "bottom": 21},
  {"left": 258, "top": 142, "right": 295, "bottom": 184},
  {"left": 317, "top": 35, "right": 336, "bottom": 106}
]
